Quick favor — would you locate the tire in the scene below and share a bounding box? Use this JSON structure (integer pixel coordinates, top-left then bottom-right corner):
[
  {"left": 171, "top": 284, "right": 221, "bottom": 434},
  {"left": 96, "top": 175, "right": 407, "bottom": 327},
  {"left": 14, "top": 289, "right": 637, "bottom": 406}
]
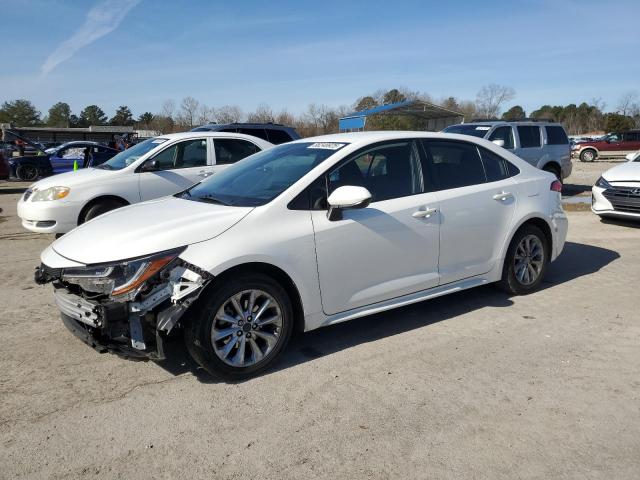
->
[
  {"left": 579, "top": 149, "right": 596, "bottom": 162},
  {"left": 542, "top": 164, "right": 562, "bottom": 182},
  {"left": 498, "top": 224, "right": 548, "bottom": 295},
  {"left": 185, "top": 273, "right": 294, "bottom": 380},
  {"left": 82, "top": 199, "right": 126, "bottom": 223},
  {"left": 16, "top": 164, "right": 39, "bottom": 181}
]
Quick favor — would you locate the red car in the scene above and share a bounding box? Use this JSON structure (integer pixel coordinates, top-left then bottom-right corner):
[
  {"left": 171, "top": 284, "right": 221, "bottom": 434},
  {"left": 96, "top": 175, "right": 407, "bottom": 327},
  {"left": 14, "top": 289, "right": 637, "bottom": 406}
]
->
[{"left": 572, "top": 130, "right": 640, "bottom": 162}]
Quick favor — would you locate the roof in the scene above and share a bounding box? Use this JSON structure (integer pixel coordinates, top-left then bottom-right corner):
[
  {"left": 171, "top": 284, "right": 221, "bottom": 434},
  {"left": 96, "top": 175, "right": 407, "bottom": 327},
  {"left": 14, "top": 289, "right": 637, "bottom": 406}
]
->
[
  {"left": 152, "top": 130, "right": 274, "bottom": 145},
  {"left": 291, "top": 130, "right": 477, "bottom": 146},
  {"left": 339, "top": 100, "right": 464, "bottom": 131}
]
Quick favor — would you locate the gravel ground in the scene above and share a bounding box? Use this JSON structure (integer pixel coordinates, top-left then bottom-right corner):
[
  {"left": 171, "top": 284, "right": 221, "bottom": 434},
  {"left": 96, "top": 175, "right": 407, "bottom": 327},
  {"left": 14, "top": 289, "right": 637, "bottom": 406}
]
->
[{"left": 1, "top": 169, "right": 639, "bottom": 479}]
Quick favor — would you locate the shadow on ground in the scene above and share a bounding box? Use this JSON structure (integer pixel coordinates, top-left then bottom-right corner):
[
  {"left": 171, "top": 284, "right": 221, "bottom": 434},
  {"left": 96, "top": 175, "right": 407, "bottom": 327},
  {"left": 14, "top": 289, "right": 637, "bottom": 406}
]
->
[{"left": 155, "top": 241, "right": 619, "bottom": 383}]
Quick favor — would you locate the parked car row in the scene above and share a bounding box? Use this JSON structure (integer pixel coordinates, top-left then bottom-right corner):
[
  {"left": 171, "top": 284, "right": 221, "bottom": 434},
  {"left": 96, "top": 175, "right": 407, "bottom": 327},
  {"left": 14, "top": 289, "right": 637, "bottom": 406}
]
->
[
  {"left": 33, "top": 131, "right": 567, "bottom": 379},
  {"left": 592, "top": 150, "right": 640, "bottom": 220}
]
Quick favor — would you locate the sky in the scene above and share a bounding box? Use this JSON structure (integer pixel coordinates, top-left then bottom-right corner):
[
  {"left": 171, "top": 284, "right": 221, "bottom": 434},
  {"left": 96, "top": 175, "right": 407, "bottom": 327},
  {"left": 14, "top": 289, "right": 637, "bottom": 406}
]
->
[{"left": 1, "top": 0, "right": 639, "bottom": 119}]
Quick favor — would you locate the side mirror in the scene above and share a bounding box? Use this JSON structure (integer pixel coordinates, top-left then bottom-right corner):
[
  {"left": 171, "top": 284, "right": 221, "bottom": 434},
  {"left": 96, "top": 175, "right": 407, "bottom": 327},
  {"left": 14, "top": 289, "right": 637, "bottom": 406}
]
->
[
  {"left": 326, "top": 186, "right": 372, "bottom": 221},
  {"left": 141, "top": 159, "right": 160, "bottom": 172},
  {"left": 492, "top": 139, "right": 505, "bottom": 148}
]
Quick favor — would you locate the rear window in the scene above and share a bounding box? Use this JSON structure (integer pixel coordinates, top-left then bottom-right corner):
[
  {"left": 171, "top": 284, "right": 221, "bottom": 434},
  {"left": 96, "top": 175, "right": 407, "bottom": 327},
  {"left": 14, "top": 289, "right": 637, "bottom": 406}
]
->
[
  {"left": 517, "top": 126, "right": 541, "bottom": 148},
  {"left": 237, "top": 128, "right": 269, "bottom": 141},
  {"left": 267, "top": 129, "right": 294, "bottom": 144},
  {"left": 545, "top": 126, "right": 569, "bottom": 145}
]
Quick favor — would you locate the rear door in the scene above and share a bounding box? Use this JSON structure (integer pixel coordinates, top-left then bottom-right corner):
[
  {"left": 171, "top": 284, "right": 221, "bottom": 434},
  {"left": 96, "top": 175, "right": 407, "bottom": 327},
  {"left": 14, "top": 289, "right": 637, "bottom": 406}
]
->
[
  {"left": 138, "top": 138, "right": 210, "bottom": 201},
  {"left": 514, "top": 125, "right": 543, "bottom": 167},
  {"left": 622, "top": 131, "right": 640, "bottom": 156},
  {"left": 420, "top": 139, "right": 518, "bottom": 284},
  {"left": 212, "top": 138, "right": 261, "bottom": 173}
]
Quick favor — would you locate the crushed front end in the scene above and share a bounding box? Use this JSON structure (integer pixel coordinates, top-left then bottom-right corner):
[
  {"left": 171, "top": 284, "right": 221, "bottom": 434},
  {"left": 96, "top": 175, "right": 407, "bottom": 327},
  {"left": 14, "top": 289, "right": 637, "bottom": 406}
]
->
[{"left": 35, "top": 248, "right": 211, "bottom": 360}]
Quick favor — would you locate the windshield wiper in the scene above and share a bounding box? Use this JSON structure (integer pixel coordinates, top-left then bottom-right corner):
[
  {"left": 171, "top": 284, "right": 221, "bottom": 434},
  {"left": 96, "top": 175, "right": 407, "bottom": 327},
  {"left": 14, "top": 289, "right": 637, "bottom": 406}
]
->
[
  {"left": 196, "top": 195, "right": 231, "bottom": 206},
  {"left": 95, "top": 164, "right": 113, "bottom": 170}
]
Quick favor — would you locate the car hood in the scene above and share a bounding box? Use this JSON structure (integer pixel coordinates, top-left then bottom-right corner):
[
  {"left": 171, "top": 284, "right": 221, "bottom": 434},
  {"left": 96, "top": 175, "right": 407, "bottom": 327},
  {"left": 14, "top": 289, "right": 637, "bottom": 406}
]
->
[
  {"left": 602, "top": 161, "right": 640, "bottom": 182},
  {"left": 52, "top": 196, "right": 254, "bottom": 264},
  {"left": 29, "top": 167, "right": 115, "bottom": 189}
]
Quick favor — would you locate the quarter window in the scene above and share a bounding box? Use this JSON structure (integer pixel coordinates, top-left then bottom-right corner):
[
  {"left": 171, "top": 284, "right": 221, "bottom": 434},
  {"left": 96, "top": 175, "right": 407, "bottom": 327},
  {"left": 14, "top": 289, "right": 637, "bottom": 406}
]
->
[
  {"left": 488, "top": 126, "right": 515, "bottom": 149},
  {"left": 479, "top": 147, "right": 519, "bottom": 182},
  {"left": 421, "top": 140, "right": 486, "bottom": 190},
  {"left": 328, "top": 141, "right": 424, "bottom": 202},
  {"left": 517, "top": 126, "right": 542, "bottom": 148},
  {"left": 151, "top": 139, "right": 207, "bottom": 170},
  {"left": 267, "top": 129, "right": 294, "bottom": 145},
  {"left": 214, "top": 139, "right": 260, "bottom": 165},
  {"left": 545, "top": 126, "right": 569, "bottom": 145}
]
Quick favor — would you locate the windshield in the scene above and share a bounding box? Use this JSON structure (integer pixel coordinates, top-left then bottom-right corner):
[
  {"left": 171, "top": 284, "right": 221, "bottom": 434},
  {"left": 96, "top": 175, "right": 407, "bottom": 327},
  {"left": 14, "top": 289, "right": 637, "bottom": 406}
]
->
[
  {"left": 95, "top": 138, "right": 168, "bottom": 170},
  {"left": 442, "top": 124, "right": 491, "bottom": 138},
  {"left": 180, "top": 142, "right": 348, "bottom": 207}
]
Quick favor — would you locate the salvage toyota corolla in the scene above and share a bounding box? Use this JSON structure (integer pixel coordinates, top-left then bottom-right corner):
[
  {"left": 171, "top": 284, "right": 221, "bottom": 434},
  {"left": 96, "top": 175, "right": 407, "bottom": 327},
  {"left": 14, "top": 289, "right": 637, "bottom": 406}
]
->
[{"left": 36, "top": 132, "right": 568, "bottom": 379}]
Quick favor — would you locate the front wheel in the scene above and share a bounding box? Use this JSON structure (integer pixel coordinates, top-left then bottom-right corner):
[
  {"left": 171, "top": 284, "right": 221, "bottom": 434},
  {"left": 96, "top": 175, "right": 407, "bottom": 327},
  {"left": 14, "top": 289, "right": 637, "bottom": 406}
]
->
[
  {"left": 579, "top": 149, "right": 596, "bottom": 162},
  {"left": 185, "top": 273, "right": 294, "bottom": 380},
  {"left": 498, "top": 225, "right": 548, "bottom": 295},
  {"left": 16, "top": 164, "right": 39, "bottom": 181}
]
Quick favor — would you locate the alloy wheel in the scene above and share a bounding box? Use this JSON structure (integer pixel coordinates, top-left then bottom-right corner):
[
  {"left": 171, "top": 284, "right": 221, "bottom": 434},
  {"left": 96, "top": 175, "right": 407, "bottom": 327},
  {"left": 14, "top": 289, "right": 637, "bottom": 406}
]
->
[
  {"left": 513, "top": 235, "right": 544, "bottom": 286},
  {"left": 210, "top": 289, "right": 283, "bottom": 367}
]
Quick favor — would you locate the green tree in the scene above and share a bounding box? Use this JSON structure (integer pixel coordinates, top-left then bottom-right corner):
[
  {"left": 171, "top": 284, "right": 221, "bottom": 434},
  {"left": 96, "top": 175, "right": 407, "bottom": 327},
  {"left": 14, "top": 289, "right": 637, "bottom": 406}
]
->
[
  {"left": 46, "top": 102, "right": 72, "bottom": 127},
  {"left": 110, "top": 105, "right": 134, "bottom": 126},
  {"left": 78, "top": 105, "right": 107, "bottom": 126},
  {"left": 382, "top": 88, "right": 407, "bottom": 105},
  {"left": 137, "top": 112, "right": 154, "bottom": 127},
  {"left": 604, "top": 113, "right": 634, "bottom": 133},
  {"left": 0, "top": 99, "right": 41, "bottom": 126},
  {"left": 502, "top": 105, "right": 526, "bottom": 120},
  {"left": 354, "top": 96, "right": 377, "bottom": 112}
]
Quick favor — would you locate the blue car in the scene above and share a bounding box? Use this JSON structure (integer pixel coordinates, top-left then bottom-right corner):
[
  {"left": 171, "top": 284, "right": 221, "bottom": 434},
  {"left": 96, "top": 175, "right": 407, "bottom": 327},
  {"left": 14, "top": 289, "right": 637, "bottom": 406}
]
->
[{"left": 9, "top": 141, "right": 119, "bottom": 181}]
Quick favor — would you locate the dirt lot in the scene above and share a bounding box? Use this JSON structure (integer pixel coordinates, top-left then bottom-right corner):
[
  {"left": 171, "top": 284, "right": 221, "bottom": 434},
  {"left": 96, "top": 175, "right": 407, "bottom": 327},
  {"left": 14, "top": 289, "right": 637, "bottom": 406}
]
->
[{"left": 1, "top": 162, "right": 639, "bottom": 479}]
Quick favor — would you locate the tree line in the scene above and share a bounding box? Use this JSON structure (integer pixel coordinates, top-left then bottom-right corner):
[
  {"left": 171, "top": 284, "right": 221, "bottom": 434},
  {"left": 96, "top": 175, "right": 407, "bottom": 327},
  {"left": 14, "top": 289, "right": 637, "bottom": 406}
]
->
[{"left": 1, "top": 86, "right": 639, "bottom": 137}]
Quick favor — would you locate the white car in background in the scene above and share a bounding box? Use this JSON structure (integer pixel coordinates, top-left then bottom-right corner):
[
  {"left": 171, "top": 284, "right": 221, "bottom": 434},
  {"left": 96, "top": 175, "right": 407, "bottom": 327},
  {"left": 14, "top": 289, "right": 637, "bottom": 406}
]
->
[
  {"left": 36, "top": 132, "right": 568, "bottom": 380},
  {"left": 592, "top": 151, "right": 640, "bottom": 219},
  {"left": 17, "top": 132, "right": 273, "bottom": 234}
]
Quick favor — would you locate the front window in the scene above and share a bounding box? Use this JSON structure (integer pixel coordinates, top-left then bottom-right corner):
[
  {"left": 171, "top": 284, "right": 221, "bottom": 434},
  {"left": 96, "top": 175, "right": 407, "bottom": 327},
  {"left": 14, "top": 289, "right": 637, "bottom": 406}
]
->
[
  {"left": 96, "top": 138, "right": 168, "bottom": 170},
  {"left": 442, "top": 124, "right": 491, "bottom": 138},
  {"left": 180, "top": 142, "right": 347, "bottom": 207}
]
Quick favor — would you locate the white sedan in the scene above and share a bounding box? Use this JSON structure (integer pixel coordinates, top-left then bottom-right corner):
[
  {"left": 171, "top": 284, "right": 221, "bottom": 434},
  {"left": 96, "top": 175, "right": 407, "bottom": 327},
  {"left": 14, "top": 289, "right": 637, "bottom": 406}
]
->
[
  {"left": 36, "top": 132, "right": 568, "bottom": 380},
  {"left": 17, "top": 132, "right": 273, "bottom": 234},
  {"left": 592, "top": 151, "right": 640, "bottom": 219}
]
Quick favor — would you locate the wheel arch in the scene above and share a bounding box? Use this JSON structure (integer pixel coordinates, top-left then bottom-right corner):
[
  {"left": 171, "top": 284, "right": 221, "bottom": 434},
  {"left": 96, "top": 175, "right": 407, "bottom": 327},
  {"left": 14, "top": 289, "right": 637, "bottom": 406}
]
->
[
  {"left": 579, "top": 146, "right": 598, "bottom": 158},
  {"left": 498, "top": 215, "right": 554, "bottom": 275},
  {"left": 202, "top": 262, "right": 306, "bottom": 333},
  {"left": 541, "top": 161, "right": 562, "bottom": 178},
  {"left": 77, "top": 195, "right": 130, "bottom": 225}
]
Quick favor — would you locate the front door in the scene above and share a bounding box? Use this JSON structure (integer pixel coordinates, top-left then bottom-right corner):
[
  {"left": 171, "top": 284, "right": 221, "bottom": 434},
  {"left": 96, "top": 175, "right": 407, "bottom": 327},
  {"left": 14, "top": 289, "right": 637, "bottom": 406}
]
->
[
  {"left": 311, "top": 140, "right": 440, "bottom": 315},
  {"left": 138, "top": 138, "right": 210, "bottom": 201},
  {"left": 420, "top": 139, "right": 518, "bottom": 284}
]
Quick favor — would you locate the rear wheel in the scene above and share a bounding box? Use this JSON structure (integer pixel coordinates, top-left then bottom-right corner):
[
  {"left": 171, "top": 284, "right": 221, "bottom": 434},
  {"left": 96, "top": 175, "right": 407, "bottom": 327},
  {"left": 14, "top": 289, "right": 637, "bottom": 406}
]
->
[
  {"left": 82, "top": 198, "right": 126, "bottom": 223},
  {"left": 498, "top": 225, "right": 548, "bottom": 295},
  {"left": 16, "top": 164, "right": 39, "bottom": 181},
  {"left": 579, "top": 149, "right": 596, "bottom": 162},
  {"left": 185, "top": 273, "right": 294, "bottom": 380}
]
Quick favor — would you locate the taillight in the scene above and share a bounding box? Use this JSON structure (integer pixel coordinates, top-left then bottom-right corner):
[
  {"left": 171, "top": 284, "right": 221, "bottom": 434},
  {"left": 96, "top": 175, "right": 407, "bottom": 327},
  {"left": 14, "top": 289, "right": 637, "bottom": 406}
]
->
[{"left": 550, "top": 180, "right": 562, "bottom": 192}]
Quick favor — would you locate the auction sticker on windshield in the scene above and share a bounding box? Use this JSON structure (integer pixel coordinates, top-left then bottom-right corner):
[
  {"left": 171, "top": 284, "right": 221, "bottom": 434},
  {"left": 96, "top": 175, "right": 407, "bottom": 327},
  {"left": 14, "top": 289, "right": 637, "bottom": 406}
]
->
[
  {"left": 475, "top": 126, "right": 491, "bottom": 130},
  {"left": 308, "top": 142, "right": 347, "bottom": 150}
]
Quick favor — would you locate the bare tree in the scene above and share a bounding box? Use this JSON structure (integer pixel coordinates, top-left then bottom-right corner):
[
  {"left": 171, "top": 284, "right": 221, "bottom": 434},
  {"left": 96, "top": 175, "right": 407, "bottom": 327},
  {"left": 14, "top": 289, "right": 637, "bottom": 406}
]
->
[
  {"left": 215, "top": 105, "right": 243, "bottom": 124},
  {"left": 247, "top": 103, "right": 275, "bottom": 123},
  {"left": 178, "top": 96, "right": 200, "bottom": 128},
  {"left": 161, "top": 99, "right": 176, "bottom": 119},
  {"left": 475, "top": 84, "right": 516, "bottom": 119},
  {"left": 275, "top": 109, "right": 295, "bottom": 126},
  {"left": 616, "top": 91, "right": 639, "bottom": 116},
  {"left": 196, "top": 105, "right": 216, "bottom": 126}
]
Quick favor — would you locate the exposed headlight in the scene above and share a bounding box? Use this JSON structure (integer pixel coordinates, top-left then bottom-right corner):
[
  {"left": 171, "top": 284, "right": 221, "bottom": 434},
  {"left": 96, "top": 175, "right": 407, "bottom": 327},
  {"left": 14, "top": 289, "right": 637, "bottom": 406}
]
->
[
  {"left": 62, "top": 247, "right": 185, "bottom": 300},
  {"left": 595, "top": 176, "right": 612, "bottom": 189},
  {"left": 31, "top": 186, "right": 70, "bottom": 201}
]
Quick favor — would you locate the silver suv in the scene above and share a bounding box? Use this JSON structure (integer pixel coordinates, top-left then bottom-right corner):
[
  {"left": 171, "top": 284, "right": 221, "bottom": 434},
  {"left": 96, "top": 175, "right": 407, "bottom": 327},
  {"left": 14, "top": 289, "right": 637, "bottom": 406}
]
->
[{"left": 442, "top": 121, "right": 571, "bottom": 181}]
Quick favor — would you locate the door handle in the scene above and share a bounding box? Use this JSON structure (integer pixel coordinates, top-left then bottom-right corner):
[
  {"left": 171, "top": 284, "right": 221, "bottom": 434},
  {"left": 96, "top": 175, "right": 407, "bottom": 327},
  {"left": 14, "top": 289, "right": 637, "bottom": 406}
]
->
[
  {"left": 412, "top": 207, "right": 438, "bottom": 218},
  {"left": 493, "top": 191, "right": 513, "bottom": 201}
]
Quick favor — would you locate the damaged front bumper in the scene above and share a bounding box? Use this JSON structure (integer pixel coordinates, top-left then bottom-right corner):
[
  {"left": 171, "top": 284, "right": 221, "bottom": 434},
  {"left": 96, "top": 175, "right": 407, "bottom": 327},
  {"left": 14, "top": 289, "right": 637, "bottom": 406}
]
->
[{"left": 38, "top": 261, "right": 211, "bottom": 360}]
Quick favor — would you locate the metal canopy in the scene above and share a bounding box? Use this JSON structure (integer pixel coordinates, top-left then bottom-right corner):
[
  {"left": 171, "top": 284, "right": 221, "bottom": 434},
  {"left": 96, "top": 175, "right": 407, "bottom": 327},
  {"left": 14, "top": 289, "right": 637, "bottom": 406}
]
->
[{"left": 339, "top": 100, "right": 464, "bottom": 132}]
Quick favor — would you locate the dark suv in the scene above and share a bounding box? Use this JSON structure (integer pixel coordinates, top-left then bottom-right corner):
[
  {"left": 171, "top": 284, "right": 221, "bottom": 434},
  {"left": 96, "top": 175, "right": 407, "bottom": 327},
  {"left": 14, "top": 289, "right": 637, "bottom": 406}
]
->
[{"left": 191, "top": 123, "right": 300, "bottom": 144}]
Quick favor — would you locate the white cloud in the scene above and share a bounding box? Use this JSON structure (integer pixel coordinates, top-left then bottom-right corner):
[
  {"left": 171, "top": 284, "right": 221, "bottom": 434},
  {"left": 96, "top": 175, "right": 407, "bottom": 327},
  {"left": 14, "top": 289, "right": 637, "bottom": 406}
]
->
[{"left": 41, "top": 0, "right": 141, "bottom": 75}]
